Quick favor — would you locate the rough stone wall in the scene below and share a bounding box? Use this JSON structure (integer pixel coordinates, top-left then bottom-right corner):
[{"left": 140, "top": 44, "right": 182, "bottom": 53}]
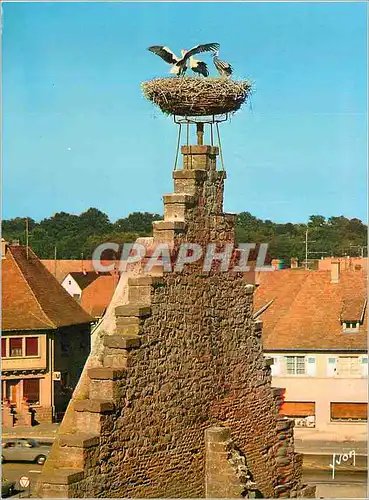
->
[{"left": 37, "top": 142, "right": 314, "bottom": 498}]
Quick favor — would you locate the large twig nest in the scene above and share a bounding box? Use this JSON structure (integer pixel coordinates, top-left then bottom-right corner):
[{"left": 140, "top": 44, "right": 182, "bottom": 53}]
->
[{"left": 141, "top": 77, "right": 252, "bottom": 117}]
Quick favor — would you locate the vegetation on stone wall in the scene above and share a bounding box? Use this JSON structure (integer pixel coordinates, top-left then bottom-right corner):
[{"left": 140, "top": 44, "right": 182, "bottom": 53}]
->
[{"left": 2, "top": 208, "right": 367, "bottom": 261}]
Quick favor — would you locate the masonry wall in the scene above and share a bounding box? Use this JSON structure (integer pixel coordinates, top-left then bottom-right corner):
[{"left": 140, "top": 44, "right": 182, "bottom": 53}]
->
[{"left": 37, "top": 143, "right": 313, "bottom": 498}]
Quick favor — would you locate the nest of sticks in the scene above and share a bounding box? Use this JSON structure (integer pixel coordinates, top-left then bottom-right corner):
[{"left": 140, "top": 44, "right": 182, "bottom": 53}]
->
[{"left": 141, "top": 77, "right": 252, "bottom": 117}]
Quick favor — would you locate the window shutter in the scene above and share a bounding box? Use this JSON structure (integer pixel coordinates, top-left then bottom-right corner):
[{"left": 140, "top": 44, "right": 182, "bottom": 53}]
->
[
  {"left": 327, "top": 357, "right": 337, "bottom": 377},
  {"left": 331, "top": 402, "right": 367, "bottom": 421},
  {"left": 360, "top": 356, "right": 368, "bottom": 377},
  {"left": 281, "top": 401, "right": 315, "bottom": 417},
  {"left": 271, "top": 356, "right": 281, "bottom": 376},
  {"left": 306, "top": 356, "right": 316, "bottom": 376}
]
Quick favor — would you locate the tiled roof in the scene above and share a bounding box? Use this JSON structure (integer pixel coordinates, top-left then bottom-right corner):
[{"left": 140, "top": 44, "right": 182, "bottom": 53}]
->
[
  {"left": 80, "top": 274, "right": 117, "bottom": 318},
  {"left": 254, "top": 268, "right": 367, "bottom": 351},
  {"left": 68, "top": 271, "right": 111, "bottom": 290},
  {"left": 41, "top": 259, "right": 118, "bottom": 283},
  {"left": 2, "top": 246, "right": 93, "bottom": 331}
]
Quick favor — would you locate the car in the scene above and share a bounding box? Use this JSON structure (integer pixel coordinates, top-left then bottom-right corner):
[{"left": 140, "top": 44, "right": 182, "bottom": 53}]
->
[
  {"left": 1, "top": 478, "right": 16, "bottom": 498},
  {"left": 1, "top": 438, "right": 50, "bottom": 465}
]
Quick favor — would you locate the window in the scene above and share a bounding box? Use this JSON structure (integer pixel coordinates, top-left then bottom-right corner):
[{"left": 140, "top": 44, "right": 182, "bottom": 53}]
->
[
  {"left": 336, "top": 356, "right": 361, "bottom": 377},
  {"left": 2, "top": 337, "right": 40, "bottom": 358},
  {"left": 330, "top": 402, "right": 367, "bottom": 422},
  {"left": 25, "top": 337, "right": 38, "bottom": 356},
  {"left": 286, "top": 356, "right": 306, "bottom": 375},
  {"left": 9, "top": 338, "right": 22, "bottom": 357},
  {"left": 23, "top": 379, "right": 40, "bottom": 405},
  {"left": 1, "top": 337, "right": 6, "bottom": 357},
  {"left": 343, "top": 322, "right": 360, "bottom": 333}
]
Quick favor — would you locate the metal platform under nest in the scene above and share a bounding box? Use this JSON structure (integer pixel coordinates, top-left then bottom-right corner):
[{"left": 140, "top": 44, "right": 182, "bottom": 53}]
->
[{"left": 173, "top": 115, "right": 228, "bottom": 171}]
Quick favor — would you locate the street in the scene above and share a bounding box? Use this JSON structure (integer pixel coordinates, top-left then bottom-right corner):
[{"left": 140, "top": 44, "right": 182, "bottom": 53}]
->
[
  {"left": 2, "top": 463, "right": 43, "bottom": 497},
  {"left": 303, "top": 469, "right": 367, "bottom": 498},
  {"left": 2, "top": 461, "right": 367, "bottom": 498}
]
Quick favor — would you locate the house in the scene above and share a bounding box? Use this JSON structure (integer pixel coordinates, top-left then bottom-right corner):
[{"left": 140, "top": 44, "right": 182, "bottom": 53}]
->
[
  {"left": 318, "top": 256, "right": 367, "bottom": 272},
  {"left": 61, "top": 271, "right": 117, "bottom": 319},
  {"left": 1, "top": 241, "right": 93, "bottom": 424},
  {"left": 41, "top": 259, "right": 118, "bottom": 283},
  {"left": 254, "top": 261, "right": 367, "bottom": 441}
]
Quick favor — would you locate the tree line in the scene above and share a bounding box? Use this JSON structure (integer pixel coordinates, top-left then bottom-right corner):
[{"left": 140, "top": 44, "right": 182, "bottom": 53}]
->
[{"left": 2, "top": 208, "right": 367, "bottom": 263}]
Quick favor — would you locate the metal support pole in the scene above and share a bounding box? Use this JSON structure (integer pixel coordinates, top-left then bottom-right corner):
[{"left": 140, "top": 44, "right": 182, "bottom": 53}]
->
[
  {"left": 196, "top": 123, "right": 204, "bottom": 145},
  {"left": 216, "top": 123, "right": 225, "bottom": 171},
  {"left": 173, "top": 123, "right": 182, "bottom": 170}
]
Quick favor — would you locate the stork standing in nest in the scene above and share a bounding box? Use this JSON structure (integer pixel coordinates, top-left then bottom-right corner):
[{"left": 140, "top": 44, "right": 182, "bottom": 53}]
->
[
  {"left": 213, "top": 50, "right": 233, "bottom": 78},
  {"left": 148, "top": 43, "right": 219, "bottom": 76}
]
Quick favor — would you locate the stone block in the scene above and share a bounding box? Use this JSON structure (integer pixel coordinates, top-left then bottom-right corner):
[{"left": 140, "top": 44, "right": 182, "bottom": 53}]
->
[
  {"left": 163, "top": 193, "right": 195, "bottom": 204},
  {"left": 115, "top": 305, "right": 151, "bottom": 318},
  {"left": 103, "top": 334, "right": 141, "bottom": 349},
  {"left": 128, "top": 284, "right": 152, "bottom": 305},
  {"left": 172, "top": 169, "right": 207, "bottom": 180},
  {"left": 205, "top": 426, "right": 231, "bottom": 443},
  {"left": 73, "top": 399, "right": 115, "bottom": 413},
  {"left": 88, "top": 368, "right": 125, "bottom": 380},
  {"left": 152, "top": 220, "right": 186, "bottom": 231},
  {"left": 89, "top": 379, "right": 115, "bottom": 401},
  {"left": 59, "top": 433, "right": 99, "bottom": 448},
  {"left": 181, "top": 145, "right": 219, "bottom": 156},
  {"left": 164, "top": 203, "right": 187, "bottom": 222},
  {"left": 103, "top": 353, "right": 129, "bottom": 369},
  {"left": 128, "top": 276, "right": 164, "bottom": 286},
  {"left": 41, "top": 468, "right": 84, "bottom": 485}
]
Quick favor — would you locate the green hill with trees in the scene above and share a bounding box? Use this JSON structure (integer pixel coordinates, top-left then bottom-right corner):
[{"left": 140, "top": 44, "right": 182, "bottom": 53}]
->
[{"left": 2, "top": 208, "right": 367, "bottom": 263}]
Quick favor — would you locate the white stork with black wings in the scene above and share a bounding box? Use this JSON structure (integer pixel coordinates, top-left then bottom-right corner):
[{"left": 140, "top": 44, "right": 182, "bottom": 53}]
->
[{"left": 148, "top": 43, "right": 220, "bottom": 76}]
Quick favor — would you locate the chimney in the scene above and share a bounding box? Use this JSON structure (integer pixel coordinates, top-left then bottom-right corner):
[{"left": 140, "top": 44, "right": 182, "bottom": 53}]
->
[
  {"left": 331, "top": 260, "right": 340, "bottom": 283},
  {"left": 1, "top": 238, "right": 7, "bottom": 259}
]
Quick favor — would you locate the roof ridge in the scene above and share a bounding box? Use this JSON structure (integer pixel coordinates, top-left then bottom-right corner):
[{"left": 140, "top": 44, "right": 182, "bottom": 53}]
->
[{"left": 9, "top": 248, "right": 56, "bottom": 329}]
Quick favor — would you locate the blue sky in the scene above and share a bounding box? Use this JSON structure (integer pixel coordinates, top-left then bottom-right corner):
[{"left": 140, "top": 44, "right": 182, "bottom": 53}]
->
[{"left": 2, "top": 1, "right": 367, "bottom": 223}]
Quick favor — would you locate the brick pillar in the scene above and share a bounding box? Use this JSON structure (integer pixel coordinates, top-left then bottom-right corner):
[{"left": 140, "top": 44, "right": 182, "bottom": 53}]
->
[{"left": 181, "top": 145, "right": 218, "bottom": 171}]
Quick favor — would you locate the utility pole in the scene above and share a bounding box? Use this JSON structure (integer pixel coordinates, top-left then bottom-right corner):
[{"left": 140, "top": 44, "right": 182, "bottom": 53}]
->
[
  {"left": 54, "top": 245, "right": 57, "bottom": 277},
  {"left": 25, "top": 218, "right": 29, "bottom": 260},
  {"left": 304, "top": 227, "right": 318, "bottom": 270}
]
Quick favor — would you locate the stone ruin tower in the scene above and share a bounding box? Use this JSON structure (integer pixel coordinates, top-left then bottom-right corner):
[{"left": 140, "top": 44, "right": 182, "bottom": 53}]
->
[{"left": 37, "top": 76, "right": 315, "bottom": 498}]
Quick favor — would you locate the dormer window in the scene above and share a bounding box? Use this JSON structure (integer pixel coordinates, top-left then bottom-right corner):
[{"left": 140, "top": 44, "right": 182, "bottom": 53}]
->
[{"left": 342, "top": 321, "right": 360, "bottom": 333}]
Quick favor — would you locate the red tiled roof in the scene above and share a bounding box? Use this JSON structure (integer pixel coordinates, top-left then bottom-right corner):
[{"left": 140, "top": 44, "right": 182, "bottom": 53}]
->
[
  {"left": 2, "top": 246, "right": 93, "bottom": 331},
  {"left": 80, "top": 274, "right": 117, "bottom": 318},
  {"left": 41, "top": 260, "right": 118, "bottom": 283},
  {"left": 254, "top": 269, "right": 367, "bottom": 351},
  {"left": 68, "top": 271, "right": 111, "bottom": 290}
]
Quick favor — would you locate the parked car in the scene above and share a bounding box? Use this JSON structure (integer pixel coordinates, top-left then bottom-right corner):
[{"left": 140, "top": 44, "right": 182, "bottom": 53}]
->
[
  {"left": 1, "top": 478, "right": 16, "bottom": 497},
  {"left": 1, "top": 438, "right": 50, "bottom": 465}
]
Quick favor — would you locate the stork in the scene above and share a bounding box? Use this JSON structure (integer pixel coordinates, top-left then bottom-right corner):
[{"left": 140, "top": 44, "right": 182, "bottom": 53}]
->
[
  {"left": 148, "top": 43, "right": 219, "bottom": 76},
  {"left": 213, "top": 51, "right": 233, "bottom": 78},
  {"left": 189, "top": 54, "right": 209, "bottom": 77}
]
